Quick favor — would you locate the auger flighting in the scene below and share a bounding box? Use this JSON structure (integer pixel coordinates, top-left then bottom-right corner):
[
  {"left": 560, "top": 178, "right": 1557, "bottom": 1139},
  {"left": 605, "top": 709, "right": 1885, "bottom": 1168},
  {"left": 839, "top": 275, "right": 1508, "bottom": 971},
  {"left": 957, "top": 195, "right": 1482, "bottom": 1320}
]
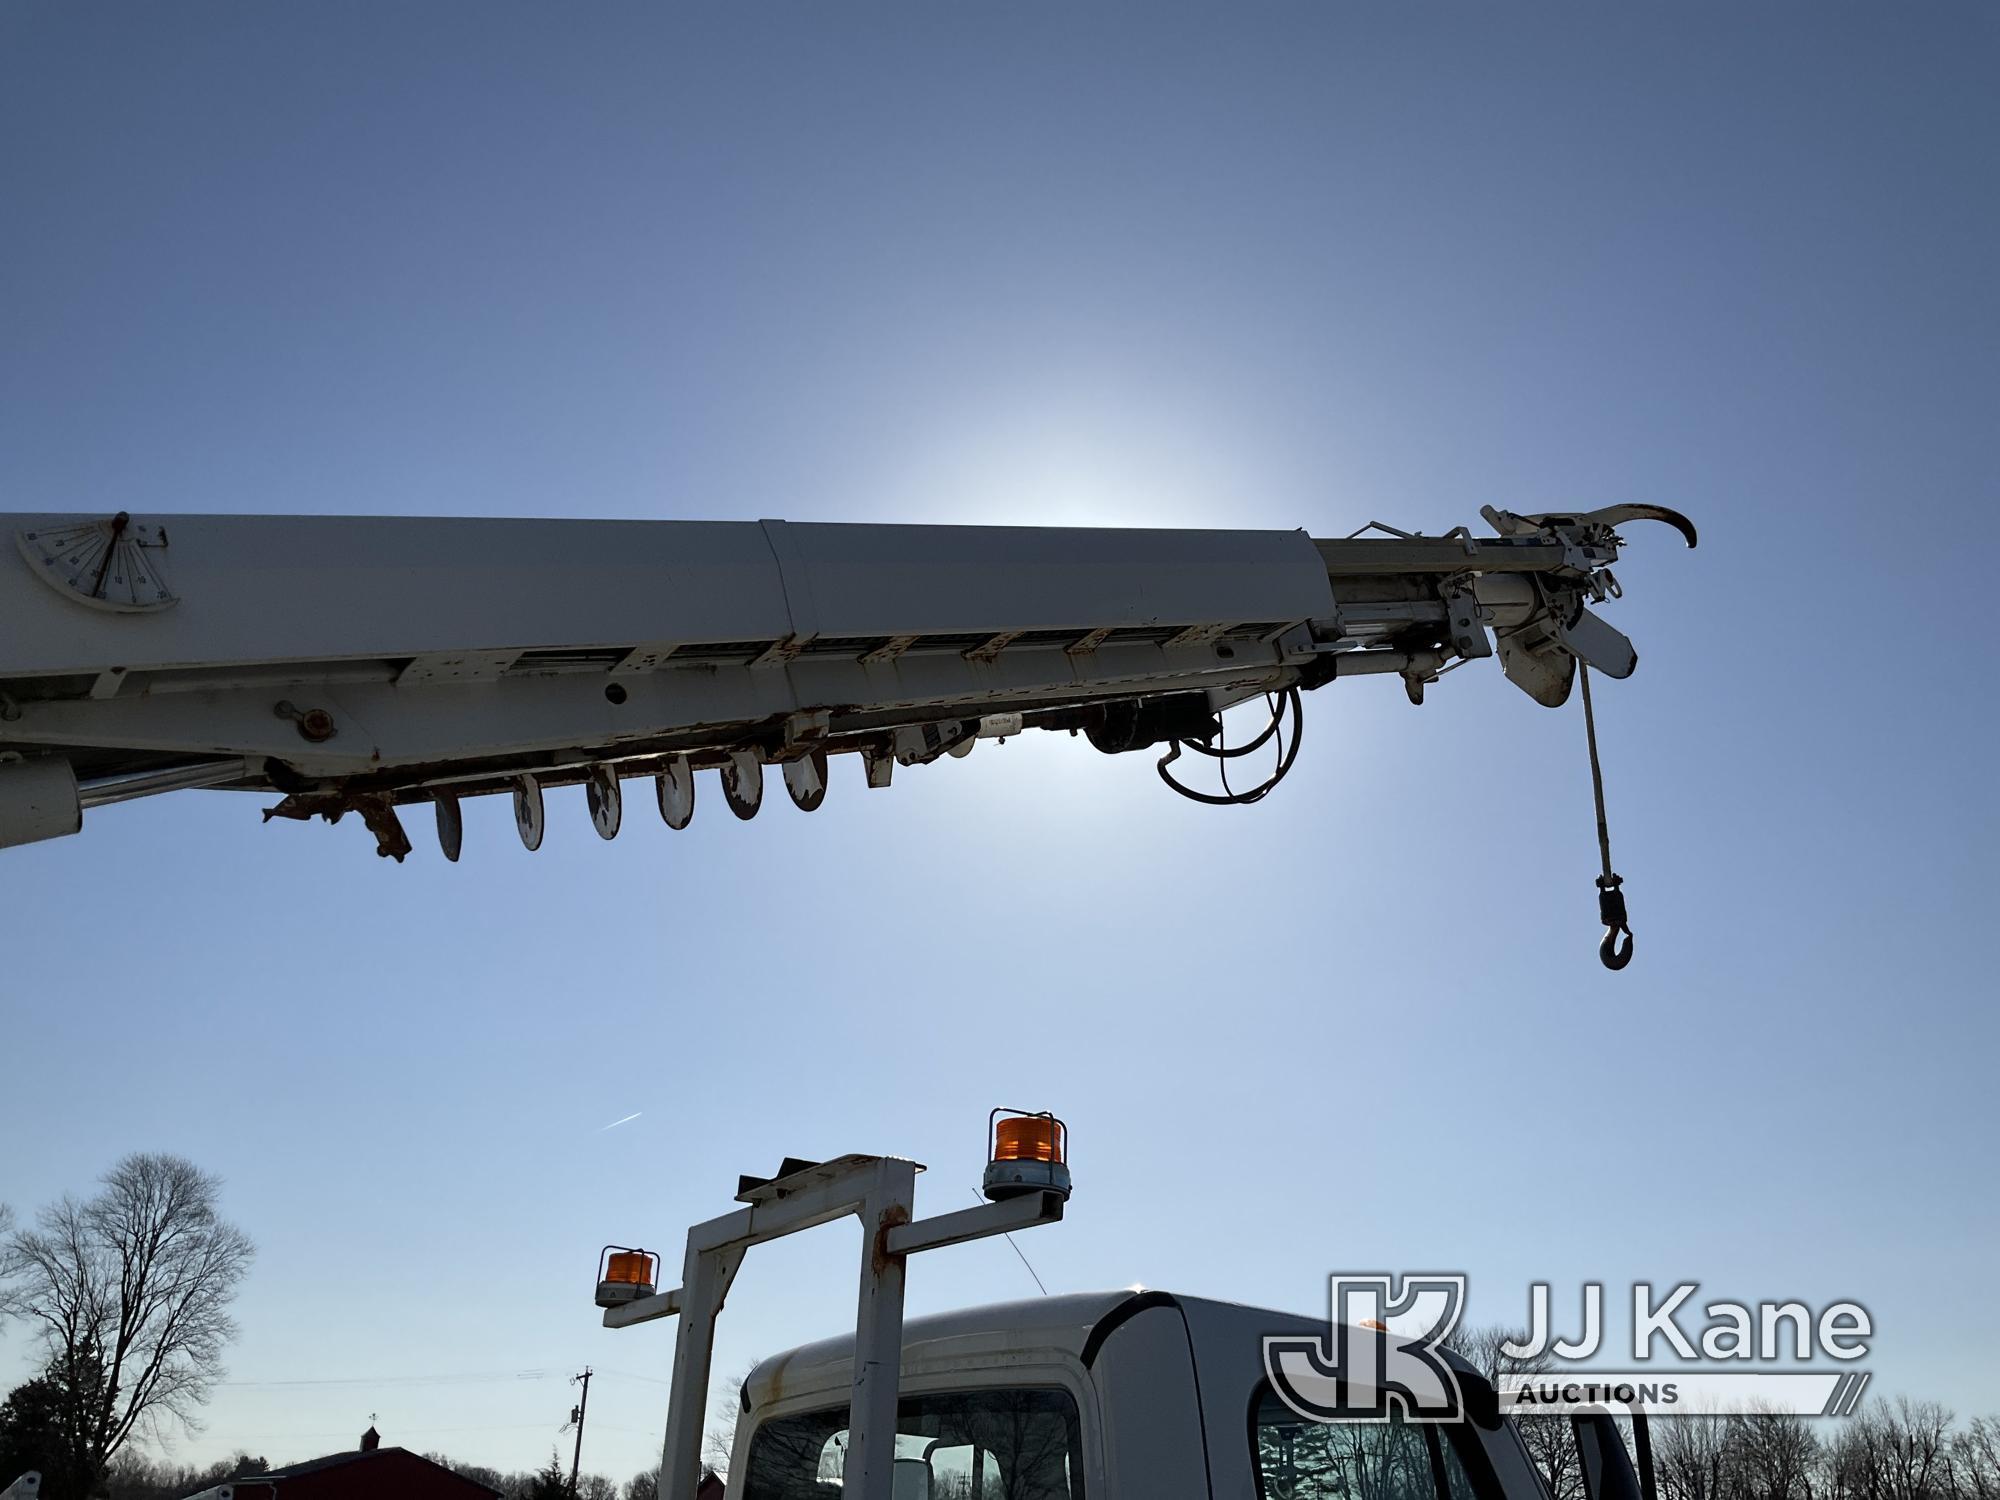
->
[{"left": 0, "top": 504, "right": 1694, "bottom": 964}]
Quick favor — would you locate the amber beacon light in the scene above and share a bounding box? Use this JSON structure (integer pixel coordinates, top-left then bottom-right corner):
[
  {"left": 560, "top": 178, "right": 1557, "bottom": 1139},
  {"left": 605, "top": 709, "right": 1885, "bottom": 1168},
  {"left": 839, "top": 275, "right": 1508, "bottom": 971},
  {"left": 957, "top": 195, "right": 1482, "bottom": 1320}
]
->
[
  {"left": 594, "top": 1245, "right": 659, "bottom": 1309},
  {"left": 982, "top": 1108, "right": 1071, "bottom": 1203}
]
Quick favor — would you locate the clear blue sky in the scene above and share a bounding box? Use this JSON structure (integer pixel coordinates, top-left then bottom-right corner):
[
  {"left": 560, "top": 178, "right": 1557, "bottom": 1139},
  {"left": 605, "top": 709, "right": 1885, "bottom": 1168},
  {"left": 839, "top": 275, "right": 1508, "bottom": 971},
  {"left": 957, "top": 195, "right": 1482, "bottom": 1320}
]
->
[{"left": 2, "top": 1, "right": 1994, "bottom": 1484}]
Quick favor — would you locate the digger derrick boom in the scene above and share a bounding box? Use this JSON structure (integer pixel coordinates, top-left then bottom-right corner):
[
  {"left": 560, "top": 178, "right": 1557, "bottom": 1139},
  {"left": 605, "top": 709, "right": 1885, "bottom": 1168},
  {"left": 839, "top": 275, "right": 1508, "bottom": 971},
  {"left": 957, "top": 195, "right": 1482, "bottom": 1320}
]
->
[{"left": 0, "top": 506, "right": 1693, "bottom": 856}]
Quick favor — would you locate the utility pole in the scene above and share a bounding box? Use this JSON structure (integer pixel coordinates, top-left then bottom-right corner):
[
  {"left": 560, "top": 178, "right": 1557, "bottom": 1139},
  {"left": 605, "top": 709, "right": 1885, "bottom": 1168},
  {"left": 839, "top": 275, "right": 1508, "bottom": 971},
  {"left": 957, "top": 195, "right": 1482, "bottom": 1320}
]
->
[{"left": 568, "top": 1367, "right": 593, "bottom": 1497}]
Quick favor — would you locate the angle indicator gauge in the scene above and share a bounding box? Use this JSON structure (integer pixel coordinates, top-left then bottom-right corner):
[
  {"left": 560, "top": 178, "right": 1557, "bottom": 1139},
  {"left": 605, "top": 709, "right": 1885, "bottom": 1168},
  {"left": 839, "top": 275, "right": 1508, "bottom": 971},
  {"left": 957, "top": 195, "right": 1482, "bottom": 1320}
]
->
[{"left": 16, "top": 512, "right": 178, "bottom": 612}]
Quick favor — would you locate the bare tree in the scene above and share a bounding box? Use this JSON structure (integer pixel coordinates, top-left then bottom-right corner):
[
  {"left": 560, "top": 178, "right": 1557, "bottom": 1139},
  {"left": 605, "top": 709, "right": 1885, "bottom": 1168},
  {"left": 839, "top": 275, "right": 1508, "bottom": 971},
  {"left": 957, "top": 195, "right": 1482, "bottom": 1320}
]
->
[
  {"left": 1654, "top": 1405, "right": 1732, "bottom": 1500},
  {"left": 1877, "top": 1398, "right": 1955, "bottom": 1500},
  {"left": 624, "top": 1469, "right": 661, "bottom": 1500},
  {"left": 1444, "top": 1325, "right": 1538, "bottom": 1385},
  {"left": 1949, "top": 1416, "right": 2000, "bottom": 1500},
  {"left": 0, "top": 1153, "right": 254, "bottom": 1494},
  {"left": 1728, "top": 1405, "right": 1820, "bottom": 1500},
  {"left": 703, "top": 1363, "right": 755, "bottom": 1476},
  {"left": 0, "top": 1204, "right": 11, "bottom": 1341}
]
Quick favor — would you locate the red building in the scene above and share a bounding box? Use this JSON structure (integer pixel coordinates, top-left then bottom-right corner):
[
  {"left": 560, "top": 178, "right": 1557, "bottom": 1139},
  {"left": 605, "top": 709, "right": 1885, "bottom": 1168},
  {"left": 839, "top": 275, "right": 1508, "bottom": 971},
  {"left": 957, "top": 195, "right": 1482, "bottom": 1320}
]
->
[{"left": 193, "top": 1431, "right": 501, "bottom": 1500}]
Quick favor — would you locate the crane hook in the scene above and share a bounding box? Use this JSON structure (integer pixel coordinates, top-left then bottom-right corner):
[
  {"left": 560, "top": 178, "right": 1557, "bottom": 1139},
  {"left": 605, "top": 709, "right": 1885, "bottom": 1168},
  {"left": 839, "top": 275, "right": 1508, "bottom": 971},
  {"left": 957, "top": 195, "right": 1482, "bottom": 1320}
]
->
[
  {"left": 1597, "top": 874, "right": 1633, "bottom": 970},
  {"left": 1578, "top": 664, "right": 1637, "bottom": 971}
]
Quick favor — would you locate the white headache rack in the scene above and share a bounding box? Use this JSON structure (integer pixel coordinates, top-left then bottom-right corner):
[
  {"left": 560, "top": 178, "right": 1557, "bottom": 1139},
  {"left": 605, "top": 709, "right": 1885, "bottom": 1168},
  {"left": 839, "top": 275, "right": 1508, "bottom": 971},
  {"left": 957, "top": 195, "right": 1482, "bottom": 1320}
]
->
[{"left": 601, "top": 1137, "right": 1071, "bottom": 1500}]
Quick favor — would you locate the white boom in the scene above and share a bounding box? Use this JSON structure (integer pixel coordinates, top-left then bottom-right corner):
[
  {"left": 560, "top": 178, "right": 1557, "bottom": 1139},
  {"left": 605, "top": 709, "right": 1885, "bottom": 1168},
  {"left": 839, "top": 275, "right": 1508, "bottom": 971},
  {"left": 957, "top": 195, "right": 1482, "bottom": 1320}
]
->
[{"left": 0, "top": 504, "right": 1694, "bottom": 864}]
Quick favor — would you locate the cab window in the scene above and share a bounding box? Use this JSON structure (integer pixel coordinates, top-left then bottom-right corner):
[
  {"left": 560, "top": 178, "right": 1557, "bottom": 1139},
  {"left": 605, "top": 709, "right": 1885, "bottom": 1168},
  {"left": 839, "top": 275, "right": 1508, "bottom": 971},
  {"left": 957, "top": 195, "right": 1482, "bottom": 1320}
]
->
[
  {"left": 1251, "top": 1382, "right": 1486, "bottom": 1500},
  {"left": 744, "top": 1387, "right": 1083, "bottom": 1500}
]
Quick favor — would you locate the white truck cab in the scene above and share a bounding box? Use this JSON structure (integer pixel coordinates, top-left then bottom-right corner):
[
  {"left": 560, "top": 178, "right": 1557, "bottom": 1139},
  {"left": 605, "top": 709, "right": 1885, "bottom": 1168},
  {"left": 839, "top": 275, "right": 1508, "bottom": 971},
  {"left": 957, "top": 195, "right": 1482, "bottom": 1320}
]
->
[
  {"left": 596, "top": 1135, "right": 1640, "bottom": 1500},
  {"left": 733, "top": 1288, "right": 1553, "bottom": 1500}
]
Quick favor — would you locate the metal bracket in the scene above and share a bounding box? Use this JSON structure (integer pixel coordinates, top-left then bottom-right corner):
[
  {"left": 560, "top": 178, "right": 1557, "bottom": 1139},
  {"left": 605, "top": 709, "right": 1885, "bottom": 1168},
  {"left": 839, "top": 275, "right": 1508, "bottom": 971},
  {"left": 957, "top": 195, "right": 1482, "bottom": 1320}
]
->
[
  {"left": 963, "top": 630, "right": 1021, "bottom": 664},
  {"left": 397, "top": 649, "right": 521, "bottom": 685},
  {"left": 893, "top": 721, "right": 973, "bottom": 765},
  {"left": 780, "top": 709, "right": 832, "bottom": 749},
  {"left": 605, "top": 1153, "right": 1065, "bottom": 1500},
  {"left": 1162, "top": 621, "right": 1232, "bottom": 650},
  {"left": 612, "top": 642, "right": 682, "bottom": 675},
  {"left": 861, "top": 634, "right": 920, "bottom": 664},
  {"left": 751, "top": 636, "right": 809, "bottom": 669},
  {"left": 1439, "top": 580, "right": 1494, "bottom": 661}
]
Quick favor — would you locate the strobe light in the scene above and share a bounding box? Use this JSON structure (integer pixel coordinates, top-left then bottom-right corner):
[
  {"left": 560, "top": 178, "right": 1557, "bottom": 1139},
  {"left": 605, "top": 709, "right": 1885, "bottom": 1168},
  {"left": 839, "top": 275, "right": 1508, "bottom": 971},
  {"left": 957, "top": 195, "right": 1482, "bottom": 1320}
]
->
[
  {"left": 982, "top": 1108, "right": 1071, "bottom": 1203},
  {"left": 594, "top": 1245, "right": 659, "bottom": 1309}
]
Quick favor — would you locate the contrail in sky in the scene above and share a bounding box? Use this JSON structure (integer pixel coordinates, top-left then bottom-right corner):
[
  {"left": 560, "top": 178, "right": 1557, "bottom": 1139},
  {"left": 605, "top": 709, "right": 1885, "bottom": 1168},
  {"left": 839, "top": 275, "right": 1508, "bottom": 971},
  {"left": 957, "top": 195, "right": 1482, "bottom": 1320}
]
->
[{"left": 599, "top": 1111, "right": 642, "bottom": 1132}]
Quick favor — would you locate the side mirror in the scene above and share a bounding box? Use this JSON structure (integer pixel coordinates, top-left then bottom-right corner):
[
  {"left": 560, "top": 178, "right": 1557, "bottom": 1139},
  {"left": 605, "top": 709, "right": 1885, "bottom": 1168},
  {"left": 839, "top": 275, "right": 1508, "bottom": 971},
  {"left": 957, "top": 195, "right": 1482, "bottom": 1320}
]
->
[{"left": 892, "top": 1457, "right": 933, "bottom": 1500}]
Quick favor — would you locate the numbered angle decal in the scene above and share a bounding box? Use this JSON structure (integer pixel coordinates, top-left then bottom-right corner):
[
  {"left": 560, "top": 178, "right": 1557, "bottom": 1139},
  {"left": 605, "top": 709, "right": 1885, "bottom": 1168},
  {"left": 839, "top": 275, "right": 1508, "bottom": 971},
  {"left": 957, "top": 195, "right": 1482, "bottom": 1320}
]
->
[{"left": 15, "top": 512, "right": 179, "bottom": 613}]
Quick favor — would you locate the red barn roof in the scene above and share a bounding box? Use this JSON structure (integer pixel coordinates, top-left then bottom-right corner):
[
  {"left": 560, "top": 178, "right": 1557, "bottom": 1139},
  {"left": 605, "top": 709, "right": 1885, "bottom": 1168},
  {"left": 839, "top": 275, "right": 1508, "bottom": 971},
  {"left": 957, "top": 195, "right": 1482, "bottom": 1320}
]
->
[{"left": 217, "top": 1446, "right": 501, "bottom": 1500}]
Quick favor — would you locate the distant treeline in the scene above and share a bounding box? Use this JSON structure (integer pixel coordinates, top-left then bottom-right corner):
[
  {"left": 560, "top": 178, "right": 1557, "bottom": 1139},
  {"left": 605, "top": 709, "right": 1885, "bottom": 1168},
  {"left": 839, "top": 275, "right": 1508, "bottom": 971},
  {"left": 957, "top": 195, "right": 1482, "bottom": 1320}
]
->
[
  {"left": 95, "top": 1451, "right": 671, "bottom": 1500},
  {"left": 73, "top": 1395, "right": 2000, "bottom": 1500}
]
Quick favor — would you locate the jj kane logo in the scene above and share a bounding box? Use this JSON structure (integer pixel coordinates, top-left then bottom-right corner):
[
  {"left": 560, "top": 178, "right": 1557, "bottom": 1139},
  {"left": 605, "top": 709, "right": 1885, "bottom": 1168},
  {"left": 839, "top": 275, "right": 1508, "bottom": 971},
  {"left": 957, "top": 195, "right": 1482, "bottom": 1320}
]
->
[
  {"left": 1265, "top": 1276, "right": 1875, "bottom": 1423},
  {"left": 1264, "top": 1275, "right": 1469, "bottom": 1424}
]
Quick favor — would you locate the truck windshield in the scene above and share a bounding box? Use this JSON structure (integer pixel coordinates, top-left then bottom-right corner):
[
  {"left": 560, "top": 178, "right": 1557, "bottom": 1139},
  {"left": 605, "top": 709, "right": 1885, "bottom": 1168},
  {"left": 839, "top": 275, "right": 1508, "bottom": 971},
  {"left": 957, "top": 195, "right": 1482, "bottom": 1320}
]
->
[
  {"left": 1251, "top": 1383, "right": 1483, "bottom": 1500},
  {"left": 743, "top": 1387, "right": 1084, "bottom": 1500}
]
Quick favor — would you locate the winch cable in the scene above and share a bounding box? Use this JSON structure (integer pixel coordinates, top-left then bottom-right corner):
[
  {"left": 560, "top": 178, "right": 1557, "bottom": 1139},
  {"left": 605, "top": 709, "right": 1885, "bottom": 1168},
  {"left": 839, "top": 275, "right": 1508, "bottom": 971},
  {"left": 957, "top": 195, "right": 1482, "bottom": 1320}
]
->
[{"left": 1580, "top": 663, "right": 1634, "bottom": 970}]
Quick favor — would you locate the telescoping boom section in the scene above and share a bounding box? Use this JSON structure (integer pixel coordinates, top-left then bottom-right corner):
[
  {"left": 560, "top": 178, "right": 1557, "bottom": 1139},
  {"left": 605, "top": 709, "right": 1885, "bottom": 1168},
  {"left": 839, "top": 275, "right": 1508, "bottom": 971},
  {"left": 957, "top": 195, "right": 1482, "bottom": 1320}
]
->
[{"left": 0, "top": 504, "right": 1693, "bottom": 863}]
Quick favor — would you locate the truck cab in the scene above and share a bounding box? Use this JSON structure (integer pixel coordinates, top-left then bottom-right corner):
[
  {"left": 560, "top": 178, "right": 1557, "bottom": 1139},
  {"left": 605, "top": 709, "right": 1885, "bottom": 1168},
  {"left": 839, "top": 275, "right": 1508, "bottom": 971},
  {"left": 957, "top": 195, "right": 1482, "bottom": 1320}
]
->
[{"left": 733, "top": 1289, "right": 1552, "bottom": 1500}]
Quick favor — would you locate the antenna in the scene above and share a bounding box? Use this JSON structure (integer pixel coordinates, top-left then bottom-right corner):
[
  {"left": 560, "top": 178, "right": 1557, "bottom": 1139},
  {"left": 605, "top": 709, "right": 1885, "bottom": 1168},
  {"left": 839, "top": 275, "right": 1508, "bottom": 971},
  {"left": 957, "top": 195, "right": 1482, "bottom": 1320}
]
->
[{"left": 973, "top": 1188, "right": 1048, "bottom": 1295}]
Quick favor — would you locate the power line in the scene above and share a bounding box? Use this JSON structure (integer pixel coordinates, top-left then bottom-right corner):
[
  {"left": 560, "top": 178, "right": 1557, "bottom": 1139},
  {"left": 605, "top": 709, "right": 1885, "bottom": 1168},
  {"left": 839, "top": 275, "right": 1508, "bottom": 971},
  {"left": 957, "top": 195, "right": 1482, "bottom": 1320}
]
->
[
  {"left": 218, "top": 1366, "right": 674, "bottom": 1391},
  {"left": 594, "top": 1367, "right": 674, "bottom": 1389},
  {"left": 221, "top": 1369, "right": 557, "bottom": 1389},
  {"left": 197, "top": 1421, "right": 576, "bottom": 1442},
  {"left": 150, "top": 1418, "right": 666, "bottom": 1453}
]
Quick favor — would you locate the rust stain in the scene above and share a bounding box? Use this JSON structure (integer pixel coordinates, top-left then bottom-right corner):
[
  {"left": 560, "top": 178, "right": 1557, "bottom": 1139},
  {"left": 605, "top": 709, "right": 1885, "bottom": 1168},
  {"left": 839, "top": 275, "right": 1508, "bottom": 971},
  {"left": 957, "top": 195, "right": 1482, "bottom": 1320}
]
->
[{"left": 871, "top": 1203, "right": 912, "bottom": 1276}]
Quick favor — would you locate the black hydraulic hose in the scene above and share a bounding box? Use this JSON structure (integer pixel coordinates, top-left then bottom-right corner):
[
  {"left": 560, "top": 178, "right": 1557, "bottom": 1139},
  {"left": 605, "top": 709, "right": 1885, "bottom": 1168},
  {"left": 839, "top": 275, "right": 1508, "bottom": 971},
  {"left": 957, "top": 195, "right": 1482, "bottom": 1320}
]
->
[
  {"left": 1156, "top": 688, "right": 1303, "bottom": 805},
  {"left": 1174, "top": 694, "right": 1285, "bottom": 759}
]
